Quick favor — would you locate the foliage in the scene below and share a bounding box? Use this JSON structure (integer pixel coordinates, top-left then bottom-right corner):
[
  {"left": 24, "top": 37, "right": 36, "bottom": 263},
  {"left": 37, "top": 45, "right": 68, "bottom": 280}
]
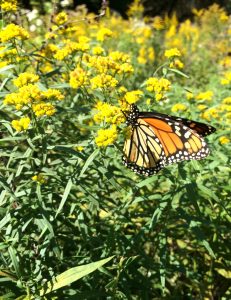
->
[{"left": 0, "top": 1, "right": 230, "bottom": 299}]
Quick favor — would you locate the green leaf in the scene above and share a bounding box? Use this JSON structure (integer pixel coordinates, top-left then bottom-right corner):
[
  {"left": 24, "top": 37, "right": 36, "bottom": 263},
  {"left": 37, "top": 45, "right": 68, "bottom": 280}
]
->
[
  {"left": 0, "top": 213, "right": 11, "bottom": 230},
  {"left": 55, "top": 178, "right": 73, "bottom": 217},
  {"left": 201, "top": 240, "right": 216, "bottom": 259},
  {"left": 0, "top": 64, "right": 15, "bottom": 74},
  {"left": 40, "top": 256, "right": 114, "bottom": 295},
  {"left": 8, "top": 247, "right": 20, "bottom": 278},
  {"left": 168, "top": 68, "right": 189, "bottom": 78},
  {"left": 215, "top": 268, "right": 231, "bottom": 279},
  {"left": 79, "top": 149, "right": 100, "bottom": 177}
]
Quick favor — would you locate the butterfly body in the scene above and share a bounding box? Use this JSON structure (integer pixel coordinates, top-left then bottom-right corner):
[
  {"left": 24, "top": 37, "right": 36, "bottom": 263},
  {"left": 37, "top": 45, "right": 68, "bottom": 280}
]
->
[{"left": 123, "top": 104, "right": 216, "bottom": 176}]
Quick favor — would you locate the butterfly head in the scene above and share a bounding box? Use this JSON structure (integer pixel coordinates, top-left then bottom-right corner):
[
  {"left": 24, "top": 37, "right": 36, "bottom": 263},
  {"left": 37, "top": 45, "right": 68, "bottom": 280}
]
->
[{"left": 125, "top": 104, "right": 140, "bottom": 127}]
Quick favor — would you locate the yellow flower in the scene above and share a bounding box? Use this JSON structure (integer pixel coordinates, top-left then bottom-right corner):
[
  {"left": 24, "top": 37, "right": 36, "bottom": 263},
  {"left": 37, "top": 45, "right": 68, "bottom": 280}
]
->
[
  {"left": 69, "top": 67, "right": 89, "bottom": 89},
  {"left": 0, "top": 0, "right": 17, "bottom": 11},
  {"left": 146, "top": 98, "right": 151, "bottom": 105},
  {"left": 196, "top": 91, "right": 214, "bottom": 101},
  {"left": 76, "top": 146, "right": 84, "bottom": 152},
  {"left": 153, "top": 16, "right": 165, "bottom": 30},
  {"left": 219, "top": 136, "right": 230, "bottom": 144},
  {"left": 169, "top": 59, "right": 184, "bottom": 69},
  {"left": 124, "top": 90, "right": 143, "bottom": 104},
  {"left": 94, "top": 101, "right": 125, "bottom": 125},
  {"left": 95, "top": 125, "right": 117, "bottom": 147},
  {"left": 222, "top": 97, "right": 231, "bottom": 104},
  {"left": 92, "top": 46, "right": 104, "bottom": 55},
  {"left": 4, "top": 84, "right": 42, "bottom": 109},
  {"left": 54, "top": 40, "right": 89, "bottom": 60},
  {"left": 0, "top": 24, "right": 29, "bottom": 42},
  {"left": 32, "top": 102, "right": 56, "bottom": 117},
  {"left": 186, "top": 92, "right": 194, "bottom": 100},
  {"left": 221, "top": 72, "right": 231, "bottom": 85},
  {"left": 12, "top": 117, "right": 30, "bottom": 132},
  {"left": 138, "top": 47, "right": 155, "bottom": 64},
  {"left": 220, "top": 12, "right": 229, "bottom": 22},
  {"left": 127, "top": 0, "right": 144, "bottom": 17},
  {"left": 145, "top": 77, "right": 171, "bottom": 101},
  {"left": 32, "top": 174, "right": 47, "bottom": 184},
  {"left": 119, "top": 63, "right": 134, "bottom": 74},
  {"left": 201, "top": 107, "right": 219, "bottom": 121},
  {"left": 45, "top": 32, "right": 57, "bottom": 40},
  {"left": 54, "top": 12, "right": 68, "bottom": 25},
  {"left": 84, "top": 55, "right": 119, "bottom": 74},
  {"left": 42, "top": 89, "right": 64, "bottom": 101},
  {"left": 90, "top": 74, "right": 118, "bottom": 89},
  {"left": 110, "top": 51, "right": 130, "bottom": 63},
  {"left": 171, "top": 103, "right": 187, "bottom": 112},
  {"left": 164, "top": 48, "right": 181, "bottom": 58},
  {"left": 13, "top": 72, "right": 39, "bottom": 87},
  {"left": 97, "top": 28, "right": 113, "bottom": 42}
]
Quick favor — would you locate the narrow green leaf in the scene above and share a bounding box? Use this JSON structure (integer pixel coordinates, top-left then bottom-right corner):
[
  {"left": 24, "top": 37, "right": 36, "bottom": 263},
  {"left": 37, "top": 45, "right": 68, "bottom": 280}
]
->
[
  {"left": 79, "top": 149, "right": 99, "bottom": 177},
  {"left": 201, "top": 240, "right": 216, "bottom": 258},
  {"left": 168, "top": 68, "right": 189, "bottom": 78},
  {"left": 0, "top": 64, "right": 15, "bottom": 74},
  {"left": 0, "top": 214, "right": 11, "bottom": 230},
  {"left": 40, "top": 256, "right": 114, "bottom": 295},
  {"left": 55, "top": 178, "right": 73, "bottom": 217},
  {"left": 136, "top": 176, "right": 157, "bottom": 188},
  {"left": 8, "top": 247, "right": 20, "bottom": 278},
  {"left": 215, "top": 268, "right": 231, "bottom": 279}
]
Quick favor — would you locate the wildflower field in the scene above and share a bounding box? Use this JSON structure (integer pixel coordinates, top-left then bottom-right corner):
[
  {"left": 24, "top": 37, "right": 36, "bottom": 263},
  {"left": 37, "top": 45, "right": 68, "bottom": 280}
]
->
[{"left": 0, "top": 0, "right": 231, "bottom": 298}]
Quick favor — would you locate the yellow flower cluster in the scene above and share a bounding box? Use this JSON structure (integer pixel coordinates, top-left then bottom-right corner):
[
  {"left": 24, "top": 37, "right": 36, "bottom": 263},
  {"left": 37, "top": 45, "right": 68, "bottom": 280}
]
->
[
  {"left": 171, "top": 103, "right": 187, "bottom": 112},
  {"left": 145, "top": 77, "right": 171, "bottom": 101},
  {"left": 153, "top": 16, "right": 165, "bottom": 30},
  {"left": 123, "top": 90, "right": 143, "bottom": 104},
  {"left": 32, "top": 102, "right": 56, "bottom": 117},
  {"left": 13, "top": 72, "right": 39, "bottom": 87},
  {"left": 220, "top": 71, "right": 231, "bottom": 85},
  {"left": 134, "top": 27, "right": 152, "bottom": 44},
  {"left": 201, "top": 107, "right": 219, "bottom": 121},
  {"left": 11, "top": 117, "right": 30, "bottom": 132},
  {"left": 4, "top": 84, "right": 63, "bottom": 116},
  {"left": 69, "top": 67, "right": 89, "bottom": 89},
  {"left": 164, "top": 48, "right": 181, "bottom": 58},
  {"left": 0, "top": 47, "right": 17, "bottom": 67},
  {"left": 219, "top": 136, "right": 230, "bottom": 144},
  {"left": 169, "top": 59, "right": 184, "bottom": 69},
  {"left": 54, "top": 39, "right": 89, "bottom": 60},
  {"left": 94, "top": 101, "right": 124, "bottom": 125},
  {"left": 222, "top": 97, "right": 231, "bottom": 104},
  {"left": 54, "top": 12, "right": 68, "bottom": 25},
  {"left": 32, "top": 174, "right": 47, "bottom": 184},
  {"left": 196, "top": 91, "right": 214, "bottom": 101},
  {"left": 92, "top": 46, "right": 104, "bottom": 55},
  {"left": 95, "top": 125, "right": 117, "bottom": 147},
  {"left": 42, "top": 89, "right": 64, "bottom": 101},
  {"left": 138, "top": 47, "right": 155, "bottom": 64},
  {"left": 0, "top": 0, "right": 17, "bottom": 11},
  {"left": 0, "top": 24, "right": 29, "bottom": 42},
  {"left": 90, "top": 74, "right": 118, "bottom": 90},
  {"left": 127, "top": 0, "right": 144, "bottom": 17},
  {"left": 4, "top": 84, "right": 42, "bottom": 109},
  {"left": 96, "top": 28, "right": 113, "bottom": 42},
  {"left": 84, "top": 52, "right": 133, "bottom": 75}
]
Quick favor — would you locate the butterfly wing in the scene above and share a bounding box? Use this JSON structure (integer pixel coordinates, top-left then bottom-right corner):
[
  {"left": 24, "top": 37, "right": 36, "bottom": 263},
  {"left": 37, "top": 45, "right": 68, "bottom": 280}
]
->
[
  {"left": 141, "top": 116, "right": 210, "bottom": 167},
  {"left": 140, "top": 111, "right": 216, "bottom": 137},
  {"left": 123, "top": 119, "right": 166, "bottom": 176},
  {"left": 123, "top": 105, "right": 215, "bottom": 176}
]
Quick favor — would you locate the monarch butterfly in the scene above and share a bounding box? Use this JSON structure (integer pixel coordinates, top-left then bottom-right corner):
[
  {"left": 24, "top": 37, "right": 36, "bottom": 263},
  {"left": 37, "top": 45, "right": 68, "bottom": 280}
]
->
[{"left": 123, "top": 104, "right": 216, "bottom": 176}]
